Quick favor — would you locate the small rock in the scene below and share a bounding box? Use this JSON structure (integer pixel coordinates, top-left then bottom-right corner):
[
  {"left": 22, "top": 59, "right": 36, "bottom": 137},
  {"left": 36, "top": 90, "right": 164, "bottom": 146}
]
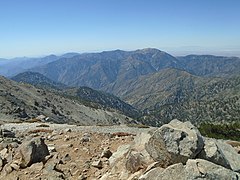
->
[
  {"left": 35, "top": 115, "right": 47, "bottom": 122},
  {"left": 92, "top": 160, "right": 103, "bottom": 169},
  {"left": 64, "top": 135, "right": 70, "bottom": 141},
  {"left": 81, "top": 133, "right": 90, "bottom": 143},
  {"left": 95, "top": 170, "right": 102, "bottom": 177},
  {"left": 101, "top": 148, "right": 112, "bottom": 158},
  {"left": 0, "top": 148, "right": 8, "bottom": 158},
  {"left": 10, "top": 163, "right": 20, "bottom": 171},
  {"left": 4, "top": 165, "right": 13, "bottom": 174},
  {"left": 9, "top": 142, "right": 19, "bottom": 148},
  {"left": 63, "top": 154, "right": 71, "bottom": 162},
  {"left": 29, "top": 162, "right": 43, "bottom": 172},
  {"left": 67, "top": 144, "right": 73, "bottom": 148},
  {"left": 48, "top": 145, "right": 57, "bottom": 153},
  {"left": 78, "top": 174, "right": 87, "bottom": 180},
  {"left": 65, "top": 128, "right": 72, "bottom": 133}
]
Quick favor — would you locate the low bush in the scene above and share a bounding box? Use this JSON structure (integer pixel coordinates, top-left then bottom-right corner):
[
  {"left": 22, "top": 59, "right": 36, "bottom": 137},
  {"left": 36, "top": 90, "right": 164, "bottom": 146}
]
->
[{"left": 199, "top": 122, "right": 240, "bottom": 141}]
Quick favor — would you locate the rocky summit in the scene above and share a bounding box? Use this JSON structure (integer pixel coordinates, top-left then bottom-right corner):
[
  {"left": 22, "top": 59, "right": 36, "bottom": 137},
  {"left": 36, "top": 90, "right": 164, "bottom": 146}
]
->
[{"left": 0, "top": 119, "right": 239, "bottom": 179}]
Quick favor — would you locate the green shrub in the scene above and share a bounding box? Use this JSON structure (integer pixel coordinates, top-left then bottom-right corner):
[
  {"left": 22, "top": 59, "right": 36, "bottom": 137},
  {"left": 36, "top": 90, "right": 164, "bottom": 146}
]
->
[{"left": 199, "top": 122, "right": 240, "bottom": 141}]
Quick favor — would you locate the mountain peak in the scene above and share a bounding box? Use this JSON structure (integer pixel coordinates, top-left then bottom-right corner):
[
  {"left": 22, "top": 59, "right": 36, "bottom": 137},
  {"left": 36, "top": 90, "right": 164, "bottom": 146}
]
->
[{"left": 136, "top": 48, "right": 162, "bottom": 54}]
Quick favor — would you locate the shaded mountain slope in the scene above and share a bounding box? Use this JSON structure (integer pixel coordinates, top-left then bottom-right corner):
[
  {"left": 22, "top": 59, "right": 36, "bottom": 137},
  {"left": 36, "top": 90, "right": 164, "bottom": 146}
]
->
[
  {"left": 0, "top": 76, "right": 132, "bottom": 125},
  {"left": 63, "top": 87, "right": 140, "bottom": 118},
  {"left": 12, "top": 71, "right": 66, "bottom": 90}
]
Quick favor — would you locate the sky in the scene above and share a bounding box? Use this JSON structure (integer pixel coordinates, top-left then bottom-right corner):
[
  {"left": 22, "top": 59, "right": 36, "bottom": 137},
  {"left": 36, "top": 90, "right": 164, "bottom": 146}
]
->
[{"left": 0, "top": 0, "right": 240, "bottom": 58}]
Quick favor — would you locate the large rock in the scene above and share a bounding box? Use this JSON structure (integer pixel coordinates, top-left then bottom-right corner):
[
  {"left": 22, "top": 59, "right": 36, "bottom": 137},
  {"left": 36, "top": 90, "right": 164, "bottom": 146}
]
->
[
  {"left": 139, "top": 159, "right": 240, "bottom": 180},
  {"left": 198, "top": 138, "right": 240, "bottom": 172},
  {"left": 0, "top": 129, "right": 15, "bottom": 138},
  {"left": 125, "top": 151, "right": 146, "bottom": 173},
  {"left": 16, "top": 137, "right": 49, "bottom": 168},
  {"left": 185, "top": 159, "right": 240, "bottom": 180},
  {"left": 145, "top": 119, "right": 204, "bottom": 166},
  {"left": 105, "top": 132, "right": 154, "bottom": 180}
]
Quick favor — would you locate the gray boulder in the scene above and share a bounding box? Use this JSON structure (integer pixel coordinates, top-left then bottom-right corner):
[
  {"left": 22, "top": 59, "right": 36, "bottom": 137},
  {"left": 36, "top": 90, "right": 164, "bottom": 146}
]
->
[
  {"left": 185, "top": 159, "right": 240, "bottom": 180},
  {"left": 145, "top": 119, "right": 204, "bottom": 165},
  {"left": 198, "top": 138, "right": 240, "bottom": 172},
  {"left": 1, "top": 129, "right": 15, "bottom": 138},
  {"left": 139, "top": 159, "right": 240, "bottom": 180},
  {"left": 16, "top": 137, "right": 49, "bottom": 168}
]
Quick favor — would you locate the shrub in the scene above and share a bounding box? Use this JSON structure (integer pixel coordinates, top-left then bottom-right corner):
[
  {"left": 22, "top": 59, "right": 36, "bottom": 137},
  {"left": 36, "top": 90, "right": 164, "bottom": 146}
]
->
[{"left": 199, "top": 122, "right": 240, "bottom": 141}]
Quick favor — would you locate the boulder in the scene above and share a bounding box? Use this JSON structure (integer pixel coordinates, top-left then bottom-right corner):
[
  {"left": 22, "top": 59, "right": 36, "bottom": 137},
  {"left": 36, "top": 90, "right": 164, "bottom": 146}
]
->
[
  {"left": 106, "top": 132, "right": 154, "bottom": 179},
  {"left": 109, "top": 144, "right": 131, "bottom": 166},
  {"left": 145, "top": 119, "right": 204, "bottom": 166},
  {"left": 16, "top": 137, "right": 49, "bottom": 168},
  {"left": 139, "top": 159, "right": 240, "bottom": 180},
  {"left": 1, "top": 129, "right": 15, "bottom": 138},
  {"left": 126, "top": 151, "right": 146, "bottom": 173},
  {"left": 198, "top": 138, "right": 240, "bottom": 172},
  {"left": 139, "top": 167, "right": 164, "bottom": 180},
  {"left": 185, "top": 159, "right": 240, "bottom": 179}
]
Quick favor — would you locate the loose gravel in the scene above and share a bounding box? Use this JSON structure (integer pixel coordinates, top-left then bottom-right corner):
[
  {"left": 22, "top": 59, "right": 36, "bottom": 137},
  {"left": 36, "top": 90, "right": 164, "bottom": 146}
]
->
[{"left": 1, "top": 122, "right": 157, "bottom": 135}]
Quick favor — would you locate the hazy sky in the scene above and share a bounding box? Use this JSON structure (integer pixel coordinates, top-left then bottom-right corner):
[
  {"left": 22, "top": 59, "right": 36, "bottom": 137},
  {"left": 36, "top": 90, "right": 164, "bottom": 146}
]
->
[{"left": 0, "top": 0, "right": 240, "bottom": 58}]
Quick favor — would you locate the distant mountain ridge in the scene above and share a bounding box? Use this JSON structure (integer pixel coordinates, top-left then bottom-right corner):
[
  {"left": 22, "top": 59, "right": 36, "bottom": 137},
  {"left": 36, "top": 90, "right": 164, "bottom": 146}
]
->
[
  {"left": 28, "top": 48, "right": 240, "bottom": 91},
  {"left": 178, "top": 55, "right": 240, "bottom": 77},
  {"left": 30, "top": 48, "right": 183, "bottom": 89},
  {"left": 0, "top": 53, "right": 79, "bottom": 77}
]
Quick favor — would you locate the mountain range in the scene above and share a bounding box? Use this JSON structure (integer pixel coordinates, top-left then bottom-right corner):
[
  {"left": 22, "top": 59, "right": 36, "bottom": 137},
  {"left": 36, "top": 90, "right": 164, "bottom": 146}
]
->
[
  {"left": 1, "top": 48, "right": 240, "bottom": 126},
  {"left": 0, "top": 53, "right": 79, "bottom": 77}
]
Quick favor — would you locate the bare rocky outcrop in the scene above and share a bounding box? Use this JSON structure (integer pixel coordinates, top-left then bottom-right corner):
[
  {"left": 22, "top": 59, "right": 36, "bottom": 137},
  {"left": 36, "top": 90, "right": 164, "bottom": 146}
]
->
[
  {"left": 145, "top": 119, "right": 204, "bottom": 166},
  {"left": 198, "top": 138, "right": 240, "bottom": 172},
  {"left": 139, "top": 159, "right": 240, "bottom": 180},
  {"left": 0, "top": 120, "right": 239, "bottom": 179}
]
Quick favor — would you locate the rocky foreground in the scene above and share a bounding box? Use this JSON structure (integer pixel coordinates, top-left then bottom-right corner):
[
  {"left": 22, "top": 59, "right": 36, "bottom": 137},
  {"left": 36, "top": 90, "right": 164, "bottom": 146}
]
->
[{"left": 0, "top": 120, "right": 240, "bottom": 180}]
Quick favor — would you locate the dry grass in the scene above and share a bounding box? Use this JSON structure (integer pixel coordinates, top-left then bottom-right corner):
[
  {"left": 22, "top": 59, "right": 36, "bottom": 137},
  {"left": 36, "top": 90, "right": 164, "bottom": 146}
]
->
[
  {"left": 36, "top": 124, "right": 50, "bottom": 127},
  {"left": 25, "top": 118, "right": 42, "bottom": 123},
  {"left": 111, "top": 132, "right": 136, "bottom": 137},
  {"left": 126, "top": 124, "right": 150, "bottom": 128},
  {"left": 226, "top": 140, "right": 240, "bottom": 147},
  {"left": 28, "top": 129, "right": 53, "bottom": 134}
]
